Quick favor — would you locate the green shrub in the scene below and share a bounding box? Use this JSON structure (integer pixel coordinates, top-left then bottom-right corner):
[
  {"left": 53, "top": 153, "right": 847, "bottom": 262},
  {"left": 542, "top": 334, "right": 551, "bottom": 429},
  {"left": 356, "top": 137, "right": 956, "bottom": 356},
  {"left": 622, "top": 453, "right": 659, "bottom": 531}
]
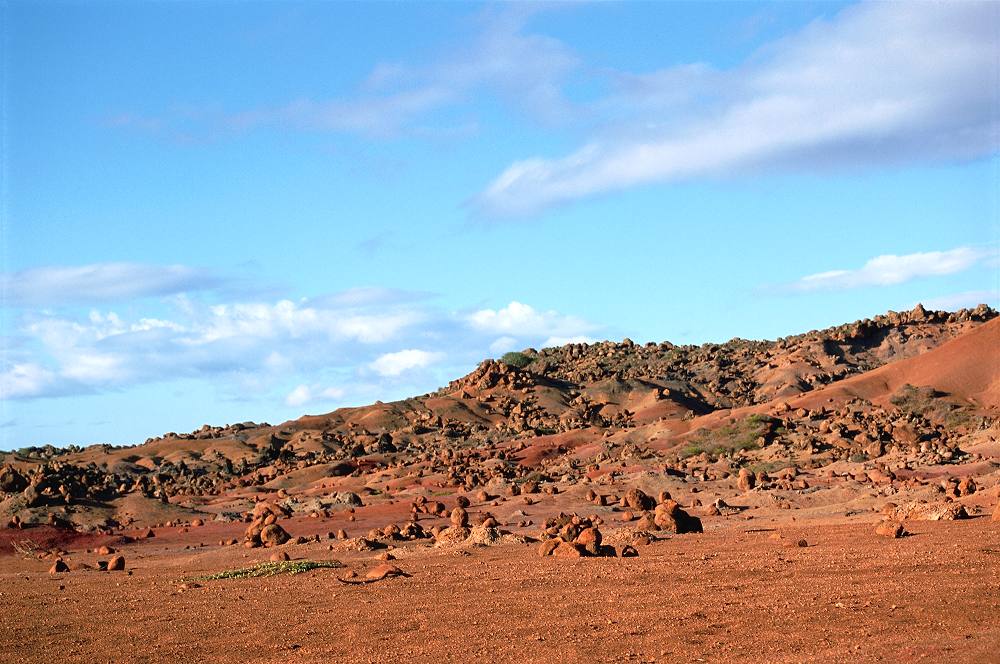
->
[
  {"left": 890, "top": 383, "right": 974, "bottom": 428},
  {"left": 499, "top": 351, "right": 532, "bottom": 369},
  {"left": 189, "top": 560, "right": 343, "bottom": 581},
  {"left": 679, "top": 415, "right": 772, "bottom": 459}
]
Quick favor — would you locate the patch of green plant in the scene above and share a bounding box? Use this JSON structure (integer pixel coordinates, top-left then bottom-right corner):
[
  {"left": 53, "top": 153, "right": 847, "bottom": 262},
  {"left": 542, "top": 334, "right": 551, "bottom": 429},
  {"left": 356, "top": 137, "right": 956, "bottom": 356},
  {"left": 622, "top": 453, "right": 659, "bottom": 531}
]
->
[
  {"left": 679, "top": 414, "right": 772, "bottom": 459},
  {"left": 499, "top": 351, "right": 532, "bottom": 369},
  {"left": 890, "top": 383, "right": 974, "bottom": 429},
  {"left": 188, "top": 560, "right": 343, "bottom": 581},
  {"left": 679, "top": 442, "right": 706, "bottom": 458},
  {"left": 747, "top": 460, "right": 786, "bottom": 474}
]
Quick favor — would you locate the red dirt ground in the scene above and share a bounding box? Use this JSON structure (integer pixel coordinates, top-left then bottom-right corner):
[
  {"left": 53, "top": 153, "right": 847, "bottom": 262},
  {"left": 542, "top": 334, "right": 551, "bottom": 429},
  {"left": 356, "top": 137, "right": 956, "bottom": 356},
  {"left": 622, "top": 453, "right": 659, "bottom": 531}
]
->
[{"left": 2, "top": 514, "right": 998, "bottom": 663}]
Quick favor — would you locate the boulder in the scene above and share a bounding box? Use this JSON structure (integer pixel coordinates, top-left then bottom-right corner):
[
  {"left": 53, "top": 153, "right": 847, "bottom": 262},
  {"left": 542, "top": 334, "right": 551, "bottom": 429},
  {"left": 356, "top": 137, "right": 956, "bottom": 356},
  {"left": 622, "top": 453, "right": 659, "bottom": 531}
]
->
[
  {"left": 653, "top": 500, "right": 703, "bottom": 534},
  {"left": 537, "top": 539, "right": 560, "bottom": 557},
  {"left": 552, "top": 540, "right": 584, "bottom": 558},
  {"left": 574, "top": 526, "right": 602, "bottom": 555},
  {"left": 623, "top": 488, "right": 655, "bottom": 511},
  {"left": 450, "top": 507, "right": 469, "bottom": 528},
  {"left": 259, "top": 523, "right": 291, "bottom": 547},
  {"left": 875, "top": 520, "right": 906, "bottom": 538}
]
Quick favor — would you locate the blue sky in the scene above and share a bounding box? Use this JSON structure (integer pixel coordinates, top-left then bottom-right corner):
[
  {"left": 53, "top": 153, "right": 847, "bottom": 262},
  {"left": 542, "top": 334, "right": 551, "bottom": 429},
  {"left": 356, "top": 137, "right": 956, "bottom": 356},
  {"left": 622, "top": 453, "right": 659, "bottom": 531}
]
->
[{"left": 2, "top": 1, "right": 998, "bottom": 450}]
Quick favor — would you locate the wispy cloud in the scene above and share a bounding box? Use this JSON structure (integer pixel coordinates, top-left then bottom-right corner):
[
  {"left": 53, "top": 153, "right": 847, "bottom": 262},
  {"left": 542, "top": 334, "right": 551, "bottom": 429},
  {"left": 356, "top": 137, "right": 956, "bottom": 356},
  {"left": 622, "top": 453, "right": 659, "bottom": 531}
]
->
[
  {"left": 475, "top": 2, "right": 1000, "bottom": 216},
  {"left": 1, "top": 263, "right": 226, "bottom": 306},
  {"left": 369, "top": 349, "right": 444, "bottom": 377},
  {"left": 469, "top": 301, "right": 592, "bottom": 336},
  {"left": 284, "top": 384, "right": 345, "bottom": 408},
  {"left": 0, "top": 363, "right": 60, "bottom": 400},
  {"left": 1, "top": 292, "right": 599, "bottom": 402},
  {"left": 791, "top": 247, "right": 992, "bottom": 292},
  {"left": 112, "top": 6, "right": 577, "bottom": 142},
  {"left": 468, "top": 301, "right": 597, "bottom": 349}
]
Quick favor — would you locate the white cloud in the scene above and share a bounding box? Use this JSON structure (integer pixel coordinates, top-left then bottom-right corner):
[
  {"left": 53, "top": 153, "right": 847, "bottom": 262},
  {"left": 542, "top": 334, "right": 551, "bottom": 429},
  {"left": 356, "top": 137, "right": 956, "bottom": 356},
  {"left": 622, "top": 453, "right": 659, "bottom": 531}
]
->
[
  {"left": 60, "top": 352, "right": 125, "bottom": 384},
  {"left": 475, "top": 2, "right": 1000, "bottom": 216},
  {"left": 1, "top": 285, "right": 599, "bottom": 401},
  {"left": 177, "top": 300, "right": 422, "bottom": 346},
  {"left": 489, "top": 336, "right": 519, "bottom": 354},
  {"left": 0, "top": 363, "right": 57, "bottom": 399},
  {"left": 469, "top": 301, "right": 595, "bottom": 339},
  {"left": 0, "top": 263, "right": 223, "bottom": 306},
  {"left": 285, "top": 384, "right": 346, "bottom": 408},
  {"left": 369, "top": 349, "right": 444, "bottom": 377},
  {"left": 793, "top": 247, "right": 990, "bottom": 291}
]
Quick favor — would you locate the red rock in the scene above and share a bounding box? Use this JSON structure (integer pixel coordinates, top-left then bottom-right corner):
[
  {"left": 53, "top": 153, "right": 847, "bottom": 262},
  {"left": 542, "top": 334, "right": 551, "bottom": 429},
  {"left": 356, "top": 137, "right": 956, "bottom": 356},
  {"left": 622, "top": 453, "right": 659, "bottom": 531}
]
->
[
  {"left": 450, "top": 507, "right": 469, "bottom": 528},
  {"left": 875, "top": 521, "right": 906, "bottom": 538},
  {"left": 574, "top": 526, "right": 602, "bottom": 555},
  {"left": 653, "top": 500, "right": 703, "bottom": 534},
  {"left": 552, "top": 540, "right": 584, "bottom": 558},
  {"left": 259, "top": 523, "right": 291, "bottom": 547},
  {"left": 623, "top": 488, "right": 655, "bottom": 511},
  {"left": 538, "top": 539, "right": 559, "bottom": 557}
]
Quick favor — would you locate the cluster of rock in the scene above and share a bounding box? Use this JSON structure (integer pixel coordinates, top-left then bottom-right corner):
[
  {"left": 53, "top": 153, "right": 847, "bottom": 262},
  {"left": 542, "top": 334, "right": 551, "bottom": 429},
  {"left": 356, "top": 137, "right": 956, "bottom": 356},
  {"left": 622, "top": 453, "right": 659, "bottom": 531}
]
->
[
  {"left": 243, "top": 502, "right": 292, "bottom": 548},
  {"left": 0, "top": 304, "right": 995, "bottom": 536},
  {"left": 1, "top": 462, "right": 122, "bottom": 507},
  {"left": 502, "top": 304, "right": 995, "bottom": 410},
  {"left": 144, "top": 421, "right": 267, "bottom": 444},
  {"left": 615, "top": 489, "right": 703, "bottom": 535},
  {"left": 536, "top": 513, "right": 636, "bottom": 558}
]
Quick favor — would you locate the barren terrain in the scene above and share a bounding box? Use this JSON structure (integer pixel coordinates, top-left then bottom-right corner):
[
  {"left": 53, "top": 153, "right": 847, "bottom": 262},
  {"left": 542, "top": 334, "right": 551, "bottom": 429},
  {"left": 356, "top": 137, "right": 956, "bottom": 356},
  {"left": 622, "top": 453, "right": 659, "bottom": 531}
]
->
[{"left": 2, "top": 304, "right": 999, "bottom": 662}]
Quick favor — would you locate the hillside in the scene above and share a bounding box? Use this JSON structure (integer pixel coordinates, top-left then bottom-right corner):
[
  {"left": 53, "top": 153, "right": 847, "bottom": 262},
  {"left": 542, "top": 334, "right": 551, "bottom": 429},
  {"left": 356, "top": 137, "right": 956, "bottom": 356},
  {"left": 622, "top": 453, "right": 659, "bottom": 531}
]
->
[{"left": 0, "top": 303, "right": 996, "bottom": 533}]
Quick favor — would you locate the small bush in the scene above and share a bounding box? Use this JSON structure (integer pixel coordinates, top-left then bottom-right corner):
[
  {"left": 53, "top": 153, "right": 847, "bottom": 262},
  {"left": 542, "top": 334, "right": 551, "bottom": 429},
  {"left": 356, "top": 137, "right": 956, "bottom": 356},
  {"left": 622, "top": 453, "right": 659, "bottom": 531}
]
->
[
  {"left": 189, "top": 560, "right": 343, "bottom": 581},
  {"left": 500, "top": 351, "right": 532, "bottom": 369},
  {"left": 890, "top": 383, "right": 974, "bottom": 428},
  {"left": 679, "top": 415, "right": 772, "bottom": 459}
]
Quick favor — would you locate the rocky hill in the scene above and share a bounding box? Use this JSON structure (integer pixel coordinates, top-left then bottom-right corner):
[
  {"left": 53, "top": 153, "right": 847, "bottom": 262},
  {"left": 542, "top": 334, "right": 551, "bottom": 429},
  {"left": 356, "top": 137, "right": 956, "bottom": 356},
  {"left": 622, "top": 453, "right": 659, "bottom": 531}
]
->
[{"left": 1, "top": 303, "right": 997, "bottom": 534}]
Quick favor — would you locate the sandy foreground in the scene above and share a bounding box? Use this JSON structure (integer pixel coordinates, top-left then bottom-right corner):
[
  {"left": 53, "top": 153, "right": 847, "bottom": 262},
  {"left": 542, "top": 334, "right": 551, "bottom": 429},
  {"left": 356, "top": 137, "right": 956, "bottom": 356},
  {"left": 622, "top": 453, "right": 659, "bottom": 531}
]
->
[{"left": 2, "top": 515, "right": 998, "bottom": 664}]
